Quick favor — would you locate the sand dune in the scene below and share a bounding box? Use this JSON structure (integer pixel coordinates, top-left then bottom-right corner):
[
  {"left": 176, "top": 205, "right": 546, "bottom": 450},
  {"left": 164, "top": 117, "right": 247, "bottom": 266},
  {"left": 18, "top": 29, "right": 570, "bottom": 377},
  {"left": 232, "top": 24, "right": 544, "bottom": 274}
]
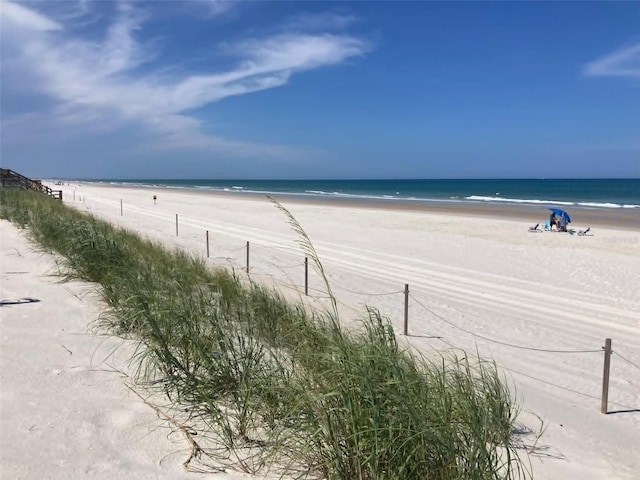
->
[{"left": 0, "top": 220, "right": 273, "bottom": 479}]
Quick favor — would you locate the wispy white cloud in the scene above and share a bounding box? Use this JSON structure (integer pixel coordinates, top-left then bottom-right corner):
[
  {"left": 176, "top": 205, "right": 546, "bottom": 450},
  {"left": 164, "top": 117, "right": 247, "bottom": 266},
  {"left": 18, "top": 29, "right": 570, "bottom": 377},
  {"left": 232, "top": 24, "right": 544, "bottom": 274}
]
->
[
  {"left": 584, "top": 42, "right": 640, "bottom": 78},
  {"left": 49, "top": 0, "right": 91, "bottom": 21},
  {"left": 193, "top": 0, "right": 239, "bottom": 18},
  {"left": 1, "top": 1, "right": 370, "bottom": 158},
  {"left": 0, "top": 1, "right": 62, "bottom": 31},
  {"left": 234, "top": 34, "right": 367, "bottom": 72},
  {"left": 48, "top": 0, "right": 103, "bottom": 30}
]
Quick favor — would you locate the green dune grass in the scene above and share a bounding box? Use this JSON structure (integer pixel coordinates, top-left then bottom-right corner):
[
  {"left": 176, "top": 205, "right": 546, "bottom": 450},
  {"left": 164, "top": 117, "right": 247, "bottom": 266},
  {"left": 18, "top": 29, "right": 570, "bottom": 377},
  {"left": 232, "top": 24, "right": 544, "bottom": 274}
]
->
[{"left": 1, "top": 188, "right": 529, "bottom": 479}]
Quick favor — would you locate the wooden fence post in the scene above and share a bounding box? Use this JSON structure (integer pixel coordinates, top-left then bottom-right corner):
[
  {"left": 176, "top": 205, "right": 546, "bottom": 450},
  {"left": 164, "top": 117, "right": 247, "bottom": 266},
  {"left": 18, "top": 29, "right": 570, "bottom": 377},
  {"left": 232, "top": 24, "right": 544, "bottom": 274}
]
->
[
  {"left": 206, "top": 230, "right": 210, "bottom": 258},
  {"left": 601, "top": 338, "right": 612, "bottom": 414},
  {"left": 246, "top": 241, "right": 250, "bottom": 274},
  {"left": 120, "top": 199, "right": 123, "bottom": 216},
  {"left": 175, "top": 214, "right": 179, "bottom": 236},
  {"left": 304, "top": 257, "right": 309, "bottom": 296},
  {"left": 404, "top": 283, "right": 409, "bottom": 335}
]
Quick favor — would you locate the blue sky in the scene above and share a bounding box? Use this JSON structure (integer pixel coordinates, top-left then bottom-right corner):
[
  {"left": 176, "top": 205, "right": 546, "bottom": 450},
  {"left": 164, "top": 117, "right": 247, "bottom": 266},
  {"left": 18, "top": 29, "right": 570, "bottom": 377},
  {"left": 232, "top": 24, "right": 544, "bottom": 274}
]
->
[{"left": 1, "top": 1, "right": 639, "bottom": 179}]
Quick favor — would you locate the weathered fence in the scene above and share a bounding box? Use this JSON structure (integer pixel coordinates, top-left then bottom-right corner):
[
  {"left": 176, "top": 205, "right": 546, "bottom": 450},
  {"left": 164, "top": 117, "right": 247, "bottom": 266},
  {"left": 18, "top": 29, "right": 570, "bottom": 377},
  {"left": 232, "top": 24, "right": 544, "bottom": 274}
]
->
[
  {"left": 81, "top": 194, "right": 640, "bottom": 415},
  {"left": 1, "top": 169, "right": 62, "bottom": 200}
]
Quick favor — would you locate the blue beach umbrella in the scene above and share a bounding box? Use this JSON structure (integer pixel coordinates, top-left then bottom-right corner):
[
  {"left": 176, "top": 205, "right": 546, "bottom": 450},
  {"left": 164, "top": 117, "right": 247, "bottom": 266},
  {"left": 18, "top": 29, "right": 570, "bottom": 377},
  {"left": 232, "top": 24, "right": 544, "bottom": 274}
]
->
[{"left": 548, "top": 207, "right": 571, "bottom": 224}]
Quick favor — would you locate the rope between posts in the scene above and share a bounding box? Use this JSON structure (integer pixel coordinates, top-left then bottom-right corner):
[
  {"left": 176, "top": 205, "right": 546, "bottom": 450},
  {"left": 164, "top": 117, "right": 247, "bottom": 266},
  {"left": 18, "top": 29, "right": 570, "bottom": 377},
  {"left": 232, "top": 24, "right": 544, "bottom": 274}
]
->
[
  {"left": 335, "top": 298, "right": 363, "bottom": 315},
  {"left": 427, "top": 337, "right": 638, "bottom": 410},
  {"left": 271, "top": 261, "right": 306, "bottom": 269},
  {"left": 614, "top": 351, "right": 640, "bottom": 371},
  {"left": 263, "top": 243, "right": 300, "bottom": 254},
  {"left": 499, "top": 365, "right": 601, "bottom": 401},
  {"left": 248, "top": 267, "right": 274, "bottom": 277},
  {"left": 210, "top": 257, "right": 239, "bottom": 268},
  {"left": 437, "top": 337, "right": 461, "bottom": 352},
  {"left": 432, "top": 337, "right": 633, "bottom": 408},
  {"left": 275, "top": 281, "right": 303, "bottom": 293},
  {"left": 409, "top": 293, "right": 603, "bottom": 354},
  {"left": 305, "top": 286, "right": 334, "bottom": 299},
  {"left": 211, "top": 256, "right": 237, "bottom": 261},
  {"left": 330, "top": 281, "right": 404, "bottom": 297}
]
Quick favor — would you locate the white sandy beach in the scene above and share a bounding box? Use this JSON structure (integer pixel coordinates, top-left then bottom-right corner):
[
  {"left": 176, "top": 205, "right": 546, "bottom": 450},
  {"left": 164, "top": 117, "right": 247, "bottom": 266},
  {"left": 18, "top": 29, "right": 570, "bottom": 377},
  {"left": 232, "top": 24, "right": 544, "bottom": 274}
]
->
[{"left": 2, "top": 182, "right": 639, "bottom": 479}]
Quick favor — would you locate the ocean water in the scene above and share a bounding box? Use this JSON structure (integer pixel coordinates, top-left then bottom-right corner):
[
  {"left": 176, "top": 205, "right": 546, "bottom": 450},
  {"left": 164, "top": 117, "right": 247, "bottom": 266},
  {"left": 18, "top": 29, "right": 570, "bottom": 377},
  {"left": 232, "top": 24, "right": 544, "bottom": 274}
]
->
[{"left": 95, "top": 178, "right": 640, "bottom": 210}]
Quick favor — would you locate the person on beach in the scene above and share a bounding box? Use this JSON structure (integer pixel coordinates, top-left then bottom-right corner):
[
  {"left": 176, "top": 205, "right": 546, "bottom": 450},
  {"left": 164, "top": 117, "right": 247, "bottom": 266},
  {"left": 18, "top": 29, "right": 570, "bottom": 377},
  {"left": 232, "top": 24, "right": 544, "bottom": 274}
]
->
[
  {"left": 549, "top": 213, "right": 557, "bottom": 231},
  {"left": 558, "top": 216, "right": 568, "bottom": 232}
]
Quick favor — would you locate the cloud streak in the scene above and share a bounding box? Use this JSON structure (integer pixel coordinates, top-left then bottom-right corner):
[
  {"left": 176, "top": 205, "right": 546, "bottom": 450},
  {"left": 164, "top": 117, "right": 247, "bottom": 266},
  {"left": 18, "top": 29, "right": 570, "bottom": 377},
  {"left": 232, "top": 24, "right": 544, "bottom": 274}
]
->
[
  {"left": 193, "top": 0, "right": 239, "bottom": 18},
  {"left": 584, "top": 42, "right": 640, "bottom": 79},
  {"left": 1, "top": 1, "right": 370, "bottom": 157},
  {"left": 1, "top": 1, "right": 62, "bottom": 31}
]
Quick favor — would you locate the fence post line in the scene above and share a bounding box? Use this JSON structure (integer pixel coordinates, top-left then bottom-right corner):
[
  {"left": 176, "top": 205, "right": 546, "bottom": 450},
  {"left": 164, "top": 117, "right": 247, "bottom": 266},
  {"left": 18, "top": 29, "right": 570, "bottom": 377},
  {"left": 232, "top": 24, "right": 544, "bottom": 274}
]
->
[
  {"left": 175, "top": 214, "right": 179, "bottom": 236},
  {"left": 403, "top": 284, "right": 409, "bottom": 335},
  {"left": 73, "top": 190, "right": 76, "bottom": 201},
  {"left": 601, "top": 338, "right": 612, "bottom": 414},
  {"left": 246, "top": 241, "right": 250, "bottom": 274},
  {"left": 304, "top": 257, "right": 309, "bottom": 296},
  {"left": 120, "top": 199, "right": 123, "bottom": 216},
  {"left": 206, "top": 230, "right": 210, "bottom": 258}
]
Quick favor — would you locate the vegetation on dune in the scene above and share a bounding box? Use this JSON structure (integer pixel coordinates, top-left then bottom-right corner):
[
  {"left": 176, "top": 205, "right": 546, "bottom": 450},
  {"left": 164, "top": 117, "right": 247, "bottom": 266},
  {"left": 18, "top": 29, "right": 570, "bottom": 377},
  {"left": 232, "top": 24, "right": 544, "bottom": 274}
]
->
[{"left": 1, "top": 188, "right": 529, "bottom": 479}]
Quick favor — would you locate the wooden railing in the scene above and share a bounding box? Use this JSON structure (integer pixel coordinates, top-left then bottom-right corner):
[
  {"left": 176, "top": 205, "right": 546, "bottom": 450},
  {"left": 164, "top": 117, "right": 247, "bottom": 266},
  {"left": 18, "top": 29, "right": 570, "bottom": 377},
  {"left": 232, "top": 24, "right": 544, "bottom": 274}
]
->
[{"left": 0, "top": 168, "right": 62, "bottom": 200}]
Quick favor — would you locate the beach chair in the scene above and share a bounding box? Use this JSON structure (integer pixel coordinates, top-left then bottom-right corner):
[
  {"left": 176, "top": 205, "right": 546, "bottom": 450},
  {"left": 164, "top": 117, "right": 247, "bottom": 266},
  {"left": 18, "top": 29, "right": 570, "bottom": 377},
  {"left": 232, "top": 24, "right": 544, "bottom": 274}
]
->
[
  {"left": 528, "top": 223, "right": 540, "bottom": 232},
  {"left": 577, "top": 227, "right": 591, "bottom": 236}
]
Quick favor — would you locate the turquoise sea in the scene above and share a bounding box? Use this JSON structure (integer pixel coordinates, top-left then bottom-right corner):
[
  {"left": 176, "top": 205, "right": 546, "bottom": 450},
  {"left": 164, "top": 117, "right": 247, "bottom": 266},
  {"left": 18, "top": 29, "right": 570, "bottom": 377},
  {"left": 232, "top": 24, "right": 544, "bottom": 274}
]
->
[{"left": 92, "top": 178, "right": 640, "bottom": 210}]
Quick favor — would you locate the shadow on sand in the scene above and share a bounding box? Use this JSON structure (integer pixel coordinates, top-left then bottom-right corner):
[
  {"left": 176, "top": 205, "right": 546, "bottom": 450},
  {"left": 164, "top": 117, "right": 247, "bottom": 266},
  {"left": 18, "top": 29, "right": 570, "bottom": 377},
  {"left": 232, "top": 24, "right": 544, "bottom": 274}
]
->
[
  {"left": 607, "top": 409, "right": 640, "bottom": 415},
  {"left": 0, "top": 297, "right": 41, "bottom": 306}
]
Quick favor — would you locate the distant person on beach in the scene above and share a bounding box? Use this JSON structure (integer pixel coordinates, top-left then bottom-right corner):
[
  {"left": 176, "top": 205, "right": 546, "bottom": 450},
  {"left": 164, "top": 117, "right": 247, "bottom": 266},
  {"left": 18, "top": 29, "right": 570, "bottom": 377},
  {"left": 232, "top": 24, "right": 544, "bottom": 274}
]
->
[
  {"left": 558, "top": 216, "right": 568, "bottom": 232},
  {"left": 153, "top": 195, "right": 157, "bottom": 205},
  {"left": 549, "top": 213, "right": 557, "bottom": 231}
]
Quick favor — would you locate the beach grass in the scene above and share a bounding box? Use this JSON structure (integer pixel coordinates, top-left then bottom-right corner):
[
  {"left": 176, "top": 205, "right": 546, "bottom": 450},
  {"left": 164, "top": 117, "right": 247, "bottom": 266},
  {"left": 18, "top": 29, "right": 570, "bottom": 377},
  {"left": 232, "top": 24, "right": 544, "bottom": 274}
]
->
[{"left": 1, "top": 188, "right": 528, "bottom": 479}]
